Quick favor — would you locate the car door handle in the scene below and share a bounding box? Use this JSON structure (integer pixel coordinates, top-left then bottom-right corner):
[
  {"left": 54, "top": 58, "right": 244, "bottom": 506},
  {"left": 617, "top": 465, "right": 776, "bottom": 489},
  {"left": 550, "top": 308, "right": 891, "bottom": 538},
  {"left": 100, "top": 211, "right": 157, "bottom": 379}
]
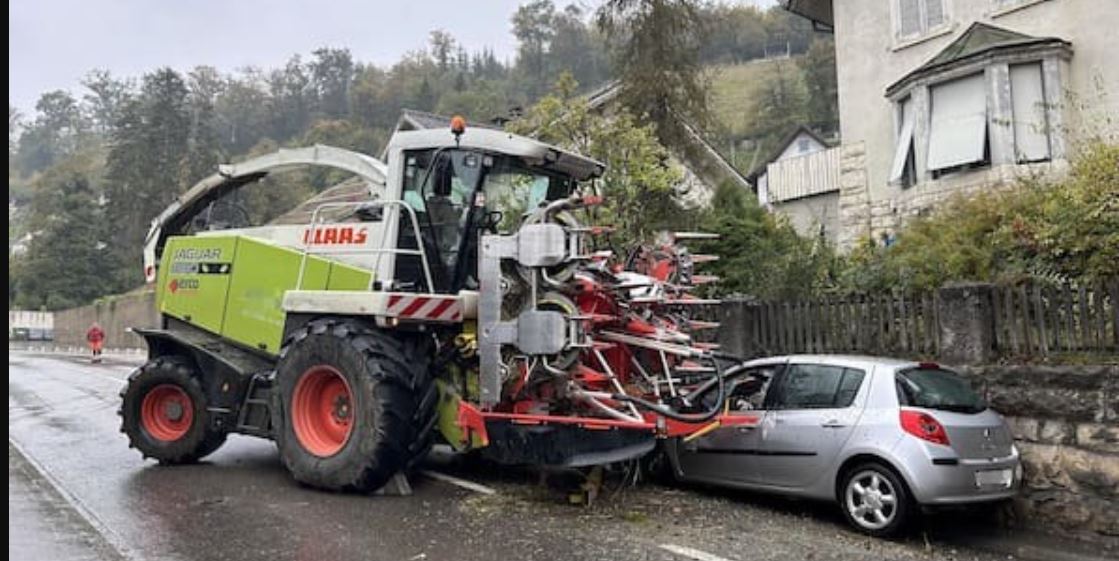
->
[{"left": 821, "top": 420, "right": 847, "bottom": 428}]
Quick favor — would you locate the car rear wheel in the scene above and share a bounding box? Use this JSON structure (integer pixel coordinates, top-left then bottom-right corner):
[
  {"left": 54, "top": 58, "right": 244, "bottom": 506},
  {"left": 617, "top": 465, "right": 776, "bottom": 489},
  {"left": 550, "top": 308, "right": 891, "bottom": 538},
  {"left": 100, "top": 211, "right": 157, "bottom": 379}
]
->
[{"left": 840, "top": 462, "right": 911, "bottom": 537}]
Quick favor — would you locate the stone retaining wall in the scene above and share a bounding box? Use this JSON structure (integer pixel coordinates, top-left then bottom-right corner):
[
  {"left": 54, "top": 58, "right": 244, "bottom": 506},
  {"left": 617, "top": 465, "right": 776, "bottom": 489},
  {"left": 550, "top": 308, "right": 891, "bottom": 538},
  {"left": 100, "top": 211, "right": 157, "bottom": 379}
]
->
[
  {"left": 957, "top": 364, "right": 1118, "bottom": 541},
  {"left": 52, "top": 289, "right": 158, "bottom": 349}
]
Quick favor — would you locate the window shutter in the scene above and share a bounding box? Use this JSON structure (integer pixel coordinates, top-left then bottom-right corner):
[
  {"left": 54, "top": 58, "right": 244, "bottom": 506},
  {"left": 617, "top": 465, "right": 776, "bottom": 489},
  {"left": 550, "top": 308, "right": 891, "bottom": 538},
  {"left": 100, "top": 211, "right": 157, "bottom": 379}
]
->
[
  {"left": 925, "top": 0, "right": 946, "bottom": 29},
  {"left": 1010, "top": 63, "right": 1051, "bottom": 162},
  {"left": 927, "top": 73, "right": 988, "bottom": 171},
  {"left": 889, "top": 98, "right": 916, "bottom": 183},
  {"left": 898, "top": 0, "right": 921, "bottom": 37}
]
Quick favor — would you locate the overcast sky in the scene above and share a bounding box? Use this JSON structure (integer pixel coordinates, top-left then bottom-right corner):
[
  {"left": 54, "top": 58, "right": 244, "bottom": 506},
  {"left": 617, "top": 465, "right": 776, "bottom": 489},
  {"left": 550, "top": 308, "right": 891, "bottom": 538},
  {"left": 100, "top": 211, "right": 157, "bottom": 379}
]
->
[{"left": 9, "top": 0, "right": 776, "bottom": 114}]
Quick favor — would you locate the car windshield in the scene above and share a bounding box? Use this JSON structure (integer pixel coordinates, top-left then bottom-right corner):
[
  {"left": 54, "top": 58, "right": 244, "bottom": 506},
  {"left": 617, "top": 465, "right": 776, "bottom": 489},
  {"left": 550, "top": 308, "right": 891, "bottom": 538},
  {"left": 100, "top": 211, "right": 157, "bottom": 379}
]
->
[{"left": 896, "top": 367, "right": 986, "bottom": 414}]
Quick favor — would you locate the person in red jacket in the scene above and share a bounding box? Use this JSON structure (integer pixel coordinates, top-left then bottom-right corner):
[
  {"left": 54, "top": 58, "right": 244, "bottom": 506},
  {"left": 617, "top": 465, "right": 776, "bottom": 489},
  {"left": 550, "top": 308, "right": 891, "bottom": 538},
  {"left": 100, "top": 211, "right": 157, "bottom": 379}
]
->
[{"left": 86, "top": 322, "right": 105, "bottom": 363}]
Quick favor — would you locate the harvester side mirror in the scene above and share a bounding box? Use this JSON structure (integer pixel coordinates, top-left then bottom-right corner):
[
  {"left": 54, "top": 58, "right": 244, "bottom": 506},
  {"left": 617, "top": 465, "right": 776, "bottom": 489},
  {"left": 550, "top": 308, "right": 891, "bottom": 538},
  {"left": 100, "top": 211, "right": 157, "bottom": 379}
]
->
[
  {"left": 481, "top": 210, "right": 503, "bottom": 233},
  {"left": 354, "top": 203, "right": 384, "bottom": 222}
]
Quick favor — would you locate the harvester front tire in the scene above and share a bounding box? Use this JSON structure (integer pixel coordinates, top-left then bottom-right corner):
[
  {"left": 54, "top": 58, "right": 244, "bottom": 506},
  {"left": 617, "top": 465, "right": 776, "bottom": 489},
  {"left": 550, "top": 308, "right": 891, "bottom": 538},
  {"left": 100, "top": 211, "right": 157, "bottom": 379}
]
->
[
  {"left": 119, "top": 356, "right": 227, "bottom": 464},
  {"left": 273, "top": 320, "right": 435, "bottom": 492}
]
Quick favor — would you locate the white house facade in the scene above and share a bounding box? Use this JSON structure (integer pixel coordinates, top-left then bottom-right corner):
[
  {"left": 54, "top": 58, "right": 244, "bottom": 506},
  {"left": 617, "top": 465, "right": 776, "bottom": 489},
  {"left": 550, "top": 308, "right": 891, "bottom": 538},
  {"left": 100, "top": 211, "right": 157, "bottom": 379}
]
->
[{"left": 783, "top": 0, "right": 1118, "bottom": 248}]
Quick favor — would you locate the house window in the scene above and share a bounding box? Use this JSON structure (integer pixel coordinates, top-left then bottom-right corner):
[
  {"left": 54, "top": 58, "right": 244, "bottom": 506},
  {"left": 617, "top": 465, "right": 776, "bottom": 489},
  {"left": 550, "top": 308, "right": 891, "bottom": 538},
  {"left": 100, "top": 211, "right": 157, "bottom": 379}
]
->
[
  {"left": 1009, "top": 62, "right": 1051, "bottom": 162},
  {"left": 897, "top": 0, "right": 947, "bottom": 40},
  {"left": 889, "top": 96, "right": 917, "bottom": 187},
  {"left": 927, "top": 73, "right": 989, "bottom": 175},
  {"left": 797, "top": 138, "right": 811, "bottom": 153}
]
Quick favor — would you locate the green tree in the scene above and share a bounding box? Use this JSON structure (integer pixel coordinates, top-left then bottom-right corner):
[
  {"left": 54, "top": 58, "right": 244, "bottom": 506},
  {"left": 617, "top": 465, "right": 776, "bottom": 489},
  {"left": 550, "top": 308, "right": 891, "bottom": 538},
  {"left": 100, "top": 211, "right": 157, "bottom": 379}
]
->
[
  {"left": 15, "top": 90, "right": 90, "bottom": 174},
  {"left": 310, "top": 47, "right": 354, "bottom": 119},
  {"left": 799, "top": 38, "right": 838, "bottom": 135},
  {"left": 299, "top": 119, "right": 387, "bottom": 191},
  {"left": 435, "top": 80, "right": 508, "bottom": 122},
  {"left": 13, "top": 160, "right": 109, "bottom": 309},
  {"left": 103, "top": 68, "right": 191, "bottom": 290},
  {"left": 548, "top": 5, "right": 609, "bottom": 88},
  {"left": 82, "top": 70, "right": 133, "bottom": 135},
  {"left": 697, "top": 3, "right": 766, "bottom": 63},
  {"left": 215, "top": 67, "right": 273, "bottom": 154},
  {"left": 512, "top": 0, "right": 556, "bottom": 100},
  {"left": 429, "top": 30, "right": 456, "bottom": 72},
  {"left": 508, "top": 73, "right": 688, "bottom": 244},
  {"left": 181, "top": 67, "right": 226, "bottom": 187},
  {"left": 744, "top": 59, "right": 807, "bottom": 157},
  {"left": 267, "top": 55, "right": 312, "bottom": 141},
  {"left": 597, "top": 0, "right": 709, "bottom": 142},
  {"left": 8, "top": 104, "right": 20, "bottom": 151},
  {"left": 696, "top": 181, "right": 833, "bottom": 299},
  {"left": 349, "top": 64, "right": 390, "bottom": 128}
]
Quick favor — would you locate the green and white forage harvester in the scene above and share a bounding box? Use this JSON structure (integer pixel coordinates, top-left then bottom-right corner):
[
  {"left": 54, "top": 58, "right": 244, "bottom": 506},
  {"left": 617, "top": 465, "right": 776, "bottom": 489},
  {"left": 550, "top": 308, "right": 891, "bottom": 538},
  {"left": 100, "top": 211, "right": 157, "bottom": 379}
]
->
[{"left": 121, "top": 113, "right": 753, "bottom": 491}]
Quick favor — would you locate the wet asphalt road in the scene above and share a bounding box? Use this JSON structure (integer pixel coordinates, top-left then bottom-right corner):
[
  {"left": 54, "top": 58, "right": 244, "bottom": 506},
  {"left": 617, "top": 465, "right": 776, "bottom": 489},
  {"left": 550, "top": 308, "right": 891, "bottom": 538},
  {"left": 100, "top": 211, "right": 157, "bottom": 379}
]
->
[{"left": 8, "top": 351, "right": 1108, "bottom": 561}]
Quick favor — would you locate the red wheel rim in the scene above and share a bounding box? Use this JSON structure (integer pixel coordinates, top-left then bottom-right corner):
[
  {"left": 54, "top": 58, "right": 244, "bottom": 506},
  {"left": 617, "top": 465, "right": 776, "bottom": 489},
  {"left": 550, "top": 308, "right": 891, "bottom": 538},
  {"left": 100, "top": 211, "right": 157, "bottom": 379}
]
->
[
  {"left": 141, "top": 384, "right": 194, "bottom": 442},
  {"left": 292, "top": 365, "right": 354, "bottom": 457}
]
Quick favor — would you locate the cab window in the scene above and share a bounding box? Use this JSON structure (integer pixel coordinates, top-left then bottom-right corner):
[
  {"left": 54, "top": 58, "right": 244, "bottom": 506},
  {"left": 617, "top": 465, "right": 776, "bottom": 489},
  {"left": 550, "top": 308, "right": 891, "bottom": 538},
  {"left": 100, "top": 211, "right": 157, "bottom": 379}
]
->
[
  {"left": 398, "top": 149, "right": 484, "bottom": 291},
  {"left": 482, "top": 158, "right": 575, "bottom": 232}
]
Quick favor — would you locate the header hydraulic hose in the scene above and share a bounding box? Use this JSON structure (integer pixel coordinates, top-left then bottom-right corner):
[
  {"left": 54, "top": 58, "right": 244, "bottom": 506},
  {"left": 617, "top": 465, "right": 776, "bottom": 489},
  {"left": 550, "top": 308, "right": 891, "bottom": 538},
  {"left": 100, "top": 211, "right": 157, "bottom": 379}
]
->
[{"left": 609, "top": 358, "right": 751, "bottom": 424}]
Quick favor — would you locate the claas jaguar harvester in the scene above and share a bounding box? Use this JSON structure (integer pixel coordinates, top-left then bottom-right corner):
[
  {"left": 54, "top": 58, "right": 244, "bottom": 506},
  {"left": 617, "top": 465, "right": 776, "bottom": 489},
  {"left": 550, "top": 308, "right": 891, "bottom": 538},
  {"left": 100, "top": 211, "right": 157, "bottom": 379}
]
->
[{"left": 120, "top": 114, "right": 752, "bottom": 492}]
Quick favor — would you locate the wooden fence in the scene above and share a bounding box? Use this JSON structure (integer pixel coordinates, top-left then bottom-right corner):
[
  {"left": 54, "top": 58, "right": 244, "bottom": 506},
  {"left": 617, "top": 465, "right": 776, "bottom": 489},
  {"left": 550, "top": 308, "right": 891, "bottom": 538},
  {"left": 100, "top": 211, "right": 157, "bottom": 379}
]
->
[
  {"left": 736, "top": 292, "right": 941, "bottom": 358},
  {"left": 991, "top": 278, "right": 1119, "bottom": 356},
  {"left": 717, "top": 278, "right": 1118, "bottom": 361}
]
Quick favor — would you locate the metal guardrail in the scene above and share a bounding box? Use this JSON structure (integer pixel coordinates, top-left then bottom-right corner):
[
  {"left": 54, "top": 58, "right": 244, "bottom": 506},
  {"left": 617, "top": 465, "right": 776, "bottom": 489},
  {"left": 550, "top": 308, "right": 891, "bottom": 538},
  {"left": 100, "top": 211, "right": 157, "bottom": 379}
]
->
[{"left": 297, "top": 200, "right": 435, "bottom": 293}]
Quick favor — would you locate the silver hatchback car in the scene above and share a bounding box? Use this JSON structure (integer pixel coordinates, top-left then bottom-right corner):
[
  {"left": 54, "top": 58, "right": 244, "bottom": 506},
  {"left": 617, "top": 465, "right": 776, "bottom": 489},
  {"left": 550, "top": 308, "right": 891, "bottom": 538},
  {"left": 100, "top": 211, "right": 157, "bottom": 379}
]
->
[{"left": 663, "top": 355, "right": 1021, "bottom": 536}]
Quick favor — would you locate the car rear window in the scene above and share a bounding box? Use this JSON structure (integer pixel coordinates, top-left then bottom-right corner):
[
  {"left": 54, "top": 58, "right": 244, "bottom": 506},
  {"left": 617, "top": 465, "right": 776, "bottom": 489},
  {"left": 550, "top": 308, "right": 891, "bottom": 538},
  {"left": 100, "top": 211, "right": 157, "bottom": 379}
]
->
[{"left": 896, "top": 367, "right": 986, "bottom": 414}]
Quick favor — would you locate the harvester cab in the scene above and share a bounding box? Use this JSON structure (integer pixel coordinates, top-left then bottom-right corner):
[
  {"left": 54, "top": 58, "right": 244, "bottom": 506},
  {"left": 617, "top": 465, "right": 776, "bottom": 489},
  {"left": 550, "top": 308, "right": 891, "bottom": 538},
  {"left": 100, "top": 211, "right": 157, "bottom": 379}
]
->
[{"left": 122, "top": 113, "right": 751, "bottom": 493}]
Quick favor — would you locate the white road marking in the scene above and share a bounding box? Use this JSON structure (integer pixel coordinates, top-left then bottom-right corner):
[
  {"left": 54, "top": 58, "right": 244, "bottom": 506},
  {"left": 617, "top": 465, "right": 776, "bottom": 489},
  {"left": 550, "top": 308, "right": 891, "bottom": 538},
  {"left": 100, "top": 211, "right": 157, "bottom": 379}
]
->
[
  {"left": 658, "top": 544, "right": 735, "bottom": 561},
  {"left": 420, "top": 469, "right": 497, "bottom": 495}
]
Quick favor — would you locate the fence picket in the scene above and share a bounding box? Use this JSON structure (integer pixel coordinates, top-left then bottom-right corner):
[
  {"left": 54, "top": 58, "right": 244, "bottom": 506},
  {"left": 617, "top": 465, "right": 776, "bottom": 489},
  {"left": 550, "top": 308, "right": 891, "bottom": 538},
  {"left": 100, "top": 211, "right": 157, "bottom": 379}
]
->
[
  {"left": 1078, "top": 285, "right": 1090, "bottom": 351},
  {"left": 1035, "top": 284, "right": 1049, "bottom": 356},
  {"left": 1111, "top": 278, "right": 1119, "bottom": 348},
  {"left": 1096, "top": 281, "right": 1107, "bottom": 349},
  {"left": 733, "top": 277, "right": 1117, "bottom": 362}
]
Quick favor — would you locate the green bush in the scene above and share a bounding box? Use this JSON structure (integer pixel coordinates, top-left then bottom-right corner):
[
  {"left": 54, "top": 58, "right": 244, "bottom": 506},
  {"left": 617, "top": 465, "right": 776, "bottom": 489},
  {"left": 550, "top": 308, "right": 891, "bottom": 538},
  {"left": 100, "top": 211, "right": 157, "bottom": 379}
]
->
[
  {"left": 697, "top": 181, "right": 836, "bottom": 299},
  {"left": 840, "top": 142, "right": 1119, "bottom": 292}
]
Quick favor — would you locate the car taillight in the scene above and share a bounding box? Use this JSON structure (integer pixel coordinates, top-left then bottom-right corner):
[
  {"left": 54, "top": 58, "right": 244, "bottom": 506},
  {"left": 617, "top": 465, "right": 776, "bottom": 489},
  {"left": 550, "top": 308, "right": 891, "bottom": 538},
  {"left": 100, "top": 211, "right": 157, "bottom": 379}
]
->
[{"left": 900, "top": 409, "right": 950, "bottom": 446}]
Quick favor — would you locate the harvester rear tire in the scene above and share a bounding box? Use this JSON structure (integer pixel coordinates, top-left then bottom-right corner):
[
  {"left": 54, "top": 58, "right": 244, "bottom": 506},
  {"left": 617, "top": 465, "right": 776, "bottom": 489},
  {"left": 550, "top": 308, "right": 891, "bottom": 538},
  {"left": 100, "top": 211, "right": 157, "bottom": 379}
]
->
[
  {"left": 119, "top": 356, "right": 228, "bottom": 464},
  {"left": 273, "top": 319, "right": 435, "bottom": 492}
]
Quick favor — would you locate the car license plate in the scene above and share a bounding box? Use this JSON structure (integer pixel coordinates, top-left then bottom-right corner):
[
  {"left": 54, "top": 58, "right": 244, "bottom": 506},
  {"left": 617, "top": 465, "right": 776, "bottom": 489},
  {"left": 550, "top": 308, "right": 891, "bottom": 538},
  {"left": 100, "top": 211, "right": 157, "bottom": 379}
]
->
[{"left": 975, "top": 468, "right": 1012, "bottom": 488}]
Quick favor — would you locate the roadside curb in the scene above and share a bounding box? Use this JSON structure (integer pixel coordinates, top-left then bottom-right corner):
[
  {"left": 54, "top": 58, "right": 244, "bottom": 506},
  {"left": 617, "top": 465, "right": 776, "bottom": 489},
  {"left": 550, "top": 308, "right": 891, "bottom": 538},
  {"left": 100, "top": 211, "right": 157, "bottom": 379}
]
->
[
  {"left": 934, "top": 529, "right": 1117, "bottom": 561},
  {"left": 8, "top": 438, "right": 139, "bottom": 561}
]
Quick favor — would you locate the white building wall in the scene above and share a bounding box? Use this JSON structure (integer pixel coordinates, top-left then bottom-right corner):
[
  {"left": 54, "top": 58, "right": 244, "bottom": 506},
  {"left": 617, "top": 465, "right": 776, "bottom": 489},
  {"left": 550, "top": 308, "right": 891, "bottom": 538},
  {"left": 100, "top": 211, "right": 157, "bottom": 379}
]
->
[
  {"left": 833, "top": 0, "right": 1118, "bottom": 244},
  {"left": 9, "top": 310, "right": 55, "bottom": 339}
]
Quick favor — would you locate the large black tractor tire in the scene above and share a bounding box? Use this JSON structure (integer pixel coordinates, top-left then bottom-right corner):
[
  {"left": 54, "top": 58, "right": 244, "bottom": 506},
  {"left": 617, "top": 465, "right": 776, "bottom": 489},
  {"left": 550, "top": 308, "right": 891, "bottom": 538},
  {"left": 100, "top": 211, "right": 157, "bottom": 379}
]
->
[
  {"left": 273, "top": 319, "right": 436, "bottom": 492},
  {"left": 120, "top": 356, "right": 228, "bottom": 464}
]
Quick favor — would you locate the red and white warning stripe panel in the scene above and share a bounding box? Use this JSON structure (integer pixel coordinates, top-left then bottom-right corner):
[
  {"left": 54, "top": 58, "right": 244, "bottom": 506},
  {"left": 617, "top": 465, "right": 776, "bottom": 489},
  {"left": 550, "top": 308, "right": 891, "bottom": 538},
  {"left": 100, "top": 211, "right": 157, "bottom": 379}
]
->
[
  {"left": 386, "top": 294, "right": 462, "bottom": 322},
  {"left": 281, "top": 290, "right": 465, "bottom": 324}
]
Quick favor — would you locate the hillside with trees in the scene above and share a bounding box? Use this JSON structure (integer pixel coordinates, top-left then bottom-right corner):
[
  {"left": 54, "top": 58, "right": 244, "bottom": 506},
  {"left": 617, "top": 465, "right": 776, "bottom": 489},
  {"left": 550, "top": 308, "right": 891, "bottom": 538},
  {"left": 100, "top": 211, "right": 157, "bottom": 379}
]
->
[{"left": 9, "top": 1, "right": 835, "bottom": 310}]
